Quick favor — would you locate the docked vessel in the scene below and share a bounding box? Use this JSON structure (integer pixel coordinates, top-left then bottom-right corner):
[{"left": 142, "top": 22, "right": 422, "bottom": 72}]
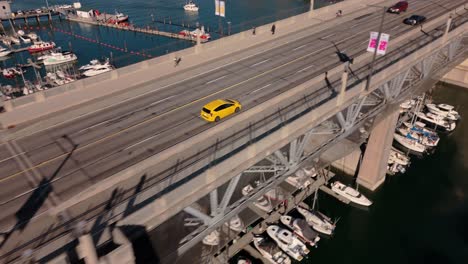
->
[
  {"left": 425, "top": 103, "right": 460, "bottom": 121},
  {"left": 396, "top": 126, "right": 439, "bottom": 147},
  {"left": 252, "top": 234, "right": 291, "bottom": 264},
  {"left": 296, "top": 206, "right": 336, "bottom": 236},
  {"left": 285, "top": 168, "right": 312, "bottom": 189},
  {"left": 225, "top": 215, "right": 244, "bottom": 232},
  {"left": 19, "top": 35, "right": 31, "bottom": 43},
  {"left": 82, "top": 64, "right": 114, "bottom": 77},
  {"left": 28, "top": 41, "right": 56, "bottom": 53},
  {"left": 266, "top": 225, "right": 309, "bottom": 261},
  {"left": 242, "top": 184, "right": 273, "bottom": 213},
  {"left": 107, "top": 11, "right": 129, "bottom": 24},
  {"left": 393, "top": 133, "right": 427, "bottom": 153},
  {"left": 280, "top": 215, "right": 320, "bottom": 247},
  {"left": 388, "top": 147, "right": 410, "bottom": 166},
  {"left": 2, "top": 67, "right": 23, "bottom": 78},
  {"left": 41, "top": 51, "right": 78, "bottom": 66},
  {"left": 179, "top": 26, "right": 211, "bottom": 41},
  {"left": 331, "top": 181, "right": 373, "bottom": 206},
  {"left": 415, "top": 111, "right": 456, "bottom": 132},
  {"left": 202, "top": 230, "right": 219, "bottom": 246},
  {"left": 0, "top": 47, "right": 12, "bottom": 57},
  {"left": 184, "top": 1, "right": 199, "bottom": 11}
]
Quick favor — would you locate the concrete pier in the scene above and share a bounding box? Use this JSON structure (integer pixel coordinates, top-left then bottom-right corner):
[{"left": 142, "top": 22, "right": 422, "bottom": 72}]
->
[{"left": 357, "top": 110, "right": 400, "bottom": 191}]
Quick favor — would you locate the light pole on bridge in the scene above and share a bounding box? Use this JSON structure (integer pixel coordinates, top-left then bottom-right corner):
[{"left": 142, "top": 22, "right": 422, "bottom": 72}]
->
[{"left": 365, "top": 6, "right": 387, "bottom": 91}]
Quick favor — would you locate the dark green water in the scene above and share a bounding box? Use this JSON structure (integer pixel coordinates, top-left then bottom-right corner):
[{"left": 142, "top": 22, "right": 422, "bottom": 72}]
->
[{"left": 303, "top": 83, "right": 468, "bottom": 264}]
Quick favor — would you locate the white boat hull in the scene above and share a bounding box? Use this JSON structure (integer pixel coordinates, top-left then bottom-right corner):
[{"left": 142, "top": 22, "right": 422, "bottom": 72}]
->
[
  {"left": 266, "top": 225, "right": 308, "bottom": 261},
  {"left": 331, "top": 181, "right": 372, "bottom": 206},
  {"left": 393, "top": 133, "right": 426, "bottom": 153}
]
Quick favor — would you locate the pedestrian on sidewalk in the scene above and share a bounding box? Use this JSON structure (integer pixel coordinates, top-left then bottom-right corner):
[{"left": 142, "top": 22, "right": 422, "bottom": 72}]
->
[
  {"left": 271, "top": 24, "right": 276, "bottom": 35},
  {"left": 252, "top": 27, "right": 256, "bottom": 35},
  {"left": 174, "top": 56, "right": 182, "bottom": 67}
]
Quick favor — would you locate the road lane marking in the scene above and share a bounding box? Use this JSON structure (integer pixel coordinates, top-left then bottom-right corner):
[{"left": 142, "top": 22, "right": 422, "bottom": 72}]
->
[
  {"left": 251, "top": 83, "right": 272, "bottom": 94},
  {"left": 206, "top": 75, "right": 227, "bottom": 84},
  {"left": 293, "top": 44, "right": 306, "bottom": 51},
  {"left": 297, "top": 65, "right": 315, "bottom": 73},
  {"left": 321, "top": 33, "right": 336, "bottom": 39},
  {"left": 250, "top": 59, "right": 270, "bottom": 67}
]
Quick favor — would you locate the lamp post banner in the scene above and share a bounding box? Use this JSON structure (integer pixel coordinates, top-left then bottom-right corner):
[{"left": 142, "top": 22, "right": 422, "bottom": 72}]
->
[
  {"left": 220, "top": 0, "right": 226, "bottom": 17},
  {"left": 367, "top": 31, "right": 390, "bottom": 55},
  {"left": 215, "top": 0, "right": 220, "bottom": 16}
]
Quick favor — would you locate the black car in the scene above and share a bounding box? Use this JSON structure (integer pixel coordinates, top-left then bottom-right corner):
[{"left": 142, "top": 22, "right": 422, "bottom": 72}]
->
[{"left": 403, "top": 15, "right": 427, "bottom": 25}]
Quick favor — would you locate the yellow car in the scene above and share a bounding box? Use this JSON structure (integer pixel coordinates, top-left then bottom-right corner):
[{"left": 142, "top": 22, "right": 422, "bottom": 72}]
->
[{"left": 201, "top": 99, "right": 242, "bottom": 122}]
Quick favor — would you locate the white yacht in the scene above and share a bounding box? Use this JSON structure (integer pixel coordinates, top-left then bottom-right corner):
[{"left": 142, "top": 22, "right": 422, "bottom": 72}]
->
[
  {"left": 266, "top": 225, "right": 309, "bottom": 261},
  {"left": 280, "top": 215, "right": 320, "bottom": 247},
  {"left": 400, "top": 99, "right": 416, "bottom": 113},
  {"left": 184, "top": 1, "right": 199, "bottom": 11},
  {"left": 415, "top": 111, "right": 456, "bottom": 132},
  {"left": 42, "top": 51, "right": 78, "bottom": 66},
  {"left": 0, "top": 47, "right": 12, "bottom": 57},
  {"left": 225, "top": 215, "right": 244, "bottom": 232},
  {"left": 426, "top": 103, "right": 459, "bottom": 121},
  {"left": 393, "top": 133, "right": 426, "bottom": 153},
  {"left": 331, "top": 181, "right": 373, "bottom": 207},
  {"left": 252, "top": 235, "right": 291, "bottom": 264},
  {"left": 242, "top": 184, "right": 273, "bottom": 213},
  {"left": 202, "top": 230, "right": 219, "bottom": 246},
  {"left": 285, "top": 169, "right": 312, "bottom": 189},
  {"left": 19, "top": 35, "right": 31, "bottom": 43},
  {"left": 79, "top": 59, "right": 100, "bottom": 71},
  {"left": 82, "top": 64, "right": 114, "bottom": 77},
  {"left": 296, "top": 206, "right": 335, "bottom": 236}
]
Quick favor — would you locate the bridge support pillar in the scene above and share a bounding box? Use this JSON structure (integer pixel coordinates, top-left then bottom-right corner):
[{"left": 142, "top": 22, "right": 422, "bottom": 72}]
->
[
  {"left": 337, "top": 63, "right": 349, "bottom": 105},
  {"left": 310, "top": 0, "right": 315, "bottom": 11},
  {"left": 78, "top": 234, "right": 99, "bottom": 264},
  {"left": 357, "top": 109, "right": 399, "bottom": 191}
]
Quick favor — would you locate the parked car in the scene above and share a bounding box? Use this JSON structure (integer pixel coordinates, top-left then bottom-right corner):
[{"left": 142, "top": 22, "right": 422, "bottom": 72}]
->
[
  {"left": 387, "top": 1, "right": 408, "bottom": 14},
  {"left": 403, "top": 15, "right": 427, "bottom": 25}
]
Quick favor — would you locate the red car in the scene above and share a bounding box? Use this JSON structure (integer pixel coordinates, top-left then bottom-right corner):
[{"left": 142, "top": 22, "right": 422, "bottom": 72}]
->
[{"left": 387, "top": 1, "right": 408, "bottom": 14}]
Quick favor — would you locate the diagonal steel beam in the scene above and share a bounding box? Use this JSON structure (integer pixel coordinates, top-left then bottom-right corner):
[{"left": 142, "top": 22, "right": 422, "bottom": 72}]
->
[
  {"left": 218, "top": 174, "right": 241, "bottom": 215},
  {"left": 274, "top": 150, "right": 289, "bottom": 168},
  {"left": 209, "top": 190, "right": 218, "bottom": 216},
  {"left": 183, "top": 206, "right": 213, "bottom": 225}
]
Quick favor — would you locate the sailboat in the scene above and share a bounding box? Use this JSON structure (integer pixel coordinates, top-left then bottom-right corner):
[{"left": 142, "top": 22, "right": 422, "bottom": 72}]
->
[{"left": 280, "top": 215, "right": 321, "bottom": 247}]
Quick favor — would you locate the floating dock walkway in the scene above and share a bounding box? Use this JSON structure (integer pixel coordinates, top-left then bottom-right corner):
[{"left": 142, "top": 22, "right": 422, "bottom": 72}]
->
[{"left": 66, "top": 16, "right": 205, "bottom": 43}]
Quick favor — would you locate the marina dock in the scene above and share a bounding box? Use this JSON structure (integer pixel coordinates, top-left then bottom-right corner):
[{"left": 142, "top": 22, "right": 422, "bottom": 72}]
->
[
  {"left": 65, "top": 16, "right": 205, "bottom": 43},
  {"left": 210, "top": 168, "right": 336, "bottom": 263}
]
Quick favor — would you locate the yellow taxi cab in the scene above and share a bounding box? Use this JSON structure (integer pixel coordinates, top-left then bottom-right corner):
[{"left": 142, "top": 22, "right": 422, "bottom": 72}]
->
[{"left": 200, "top": 99, "right": 242, "bottom": 122}]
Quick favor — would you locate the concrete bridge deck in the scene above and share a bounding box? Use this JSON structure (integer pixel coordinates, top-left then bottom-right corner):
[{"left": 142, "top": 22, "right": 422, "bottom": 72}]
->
[{"left": 0, "top": 0, "right": 467, "bottom": 262}]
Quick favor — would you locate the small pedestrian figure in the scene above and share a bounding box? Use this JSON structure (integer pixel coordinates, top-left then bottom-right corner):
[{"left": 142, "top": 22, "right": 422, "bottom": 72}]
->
[
  {"left": 336, "top": 10, "right": 343, "bottom": 17},
  {"left": 271, "top": 24, "right": 276, "bottom": 35},
  {"left": 174, "top": 56, "right": 182, "bottom": 67},
  {"left": 252, "top": 27, "right": 256, "bottom": 35}
]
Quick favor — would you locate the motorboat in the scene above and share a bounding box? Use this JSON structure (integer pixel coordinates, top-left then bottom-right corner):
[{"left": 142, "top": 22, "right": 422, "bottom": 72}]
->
[
  {"left": 19, "top": 35, "right": 31, "bottom": 43},
  {"left": 82, "top": 64, "right": 114, "bottom": 77},
  {"left": 415, "top": 111, "right": 456, "bottom": 132},
  {"left": 184, "top": 1, "right": 199, "bottom": 11},
  {"left": 296, "top": 206, "right": 335, "bottom": 236},
  {"left": 285, "top": 168, "right": 312, "bottom": 189},
  {"left": 266, "top": 225, "right": 309, "bottom": 261},
  {"left": 27, "top": 33, "right": 39, "bottom": 41},
  {"left": 331, "top": 181, "right": 373, "bottom": 206},
  {"left": 303, "top": 166, "right": 317, "bottom": 177},
  {"left": 9, "top": 36, "right": 20, "bottom": 45},
  {"left": 252, "top": 234, "right": 291, "bottom": 264},
  {"left": 225, "top": 215, "right": 244, "bottom": 232},
  {"left": 397, "top": 127, "right": 439, "bottom": 147},
  {"left": 426, "top": 103, "right": 460, "bottom": 121},
  {"left": 400, "top": 99, "right": 416, "bottom": 112},
  {"left": 179, "top": 26, "right": 211, "bottom": 41},
  {"left": 79, "top": 59, "right": 101, "bottom": 71},
  {"left": 393, "top": 133, "right": 426, "bottom": 153},
  {"left": 242, "top": 184, "right": 273, "bottom": 213},
  {"left": 107, "top": 11, "right": 129, "bottom": 24},
  {"left": 2, "top": 67, "right": 23, "bottom": 78},
  {"left": 202, "top": 230, "right": 219, "bottom": 246},
  {"left": 280, "top": 215, "right": 320, "bottom": 247},
  {"left": 264, "top": 187, "right": 286, "bottom": 202},
  {"left": 237, "top": 257, "right": 252, "bottom": 264},
  {"left": 387, "top": 162, "right": 406, "bottom": 175},
  {"left": 28, "top": 41, "right": 56, "bottom": 53},
  {"left": 388, "top": 148, "right": 410, "bottom": 166},
  {"left": 0, "top": 47, "right": 12, "bottom": 57},
  {"left": 42, "top": 51, "right": 78, "bottom": 66}
]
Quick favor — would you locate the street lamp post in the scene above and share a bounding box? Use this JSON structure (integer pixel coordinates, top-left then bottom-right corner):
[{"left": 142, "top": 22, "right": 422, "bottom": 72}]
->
[
  {"left": 365, "top": 6, "right": 387, "bottom": 91},
  {"left": 227, "top": 21, "right": 231, "bottom": 35}
]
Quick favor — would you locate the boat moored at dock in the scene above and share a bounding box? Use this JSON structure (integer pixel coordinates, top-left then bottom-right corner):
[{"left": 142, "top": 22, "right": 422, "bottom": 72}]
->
[
  {"left": 266, "top": 225, "right": 309, "bottom": 261},
  {"left": 28, "top": 41, "right": 56, "bottom": 53},
  {"left": 296, "top": 206, "right": 336, "bottom": 236},
  {"left": 252, "top": 234, "right": 291, "bottom": 264},
  {"left": 280, "top": 215, "right": 320, "bottom": 247},
  {"left": 331, "top": 181, "right": 372, "bottom": 207}
]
